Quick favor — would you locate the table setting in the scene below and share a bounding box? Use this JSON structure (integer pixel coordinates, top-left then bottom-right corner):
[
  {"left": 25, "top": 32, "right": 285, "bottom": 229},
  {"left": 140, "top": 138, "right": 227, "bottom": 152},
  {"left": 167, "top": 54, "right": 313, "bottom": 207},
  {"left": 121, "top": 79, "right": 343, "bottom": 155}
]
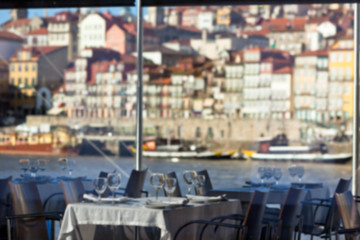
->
[{"left": 58, "top": 170, "right": 241, "bottom": 240}]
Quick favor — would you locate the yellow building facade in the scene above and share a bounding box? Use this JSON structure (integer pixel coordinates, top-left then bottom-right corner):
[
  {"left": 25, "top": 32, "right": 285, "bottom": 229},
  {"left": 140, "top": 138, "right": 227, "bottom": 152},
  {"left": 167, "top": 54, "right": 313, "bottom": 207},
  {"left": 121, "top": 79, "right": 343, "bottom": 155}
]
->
[
  {"left": 9, "top": 48, "right": 38, "bottom": 116},
  {"left": 328, "top": 36, "right": 353, "bottom": 120}
]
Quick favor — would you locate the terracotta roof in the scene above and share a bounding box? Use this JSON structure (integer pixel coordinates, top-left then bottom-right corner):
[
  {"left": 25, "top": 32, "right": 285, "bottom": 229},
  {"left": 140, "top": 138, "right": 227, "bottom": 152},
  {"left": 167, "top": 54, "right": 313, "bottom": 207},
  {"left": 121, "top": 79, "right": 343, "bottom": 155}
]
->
[
  {"left": 0, "top": 31, "right": 23, "bottom": 41},
  {"left": 274, "top": 66, "right": 292, "bottom": 74},
  {"left": 27, "top": 27, "right": 47, "bottom": 35},
  {"left": 297, "top": 50, "right": 328, "bottom": 57},
  {"left": 151, "top": 77, "right": 171, "bottom": 85},
  {"left": 12, "top": 46, "right": 64, "bottom": 59},
  {"left": 2, "top": 18, "right": 31, "bottom": 28}
]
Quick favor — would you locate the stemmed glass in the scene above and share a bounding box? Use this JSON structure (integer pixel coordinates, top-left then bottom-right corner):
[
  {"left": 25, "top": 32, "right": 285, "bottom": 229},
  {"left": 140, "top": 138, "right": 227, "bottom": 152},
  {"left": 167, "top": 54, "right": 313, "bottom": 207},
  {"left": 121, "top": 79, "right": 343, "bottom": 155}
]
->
[
  {"left": 150, "top": 173, "right": 164, "bottom": 200},
  {"left": 164, "top": 177, "right": 177, "bottom": 201},
  {"left": 273, "top": 168, "right": 282, "bottom": 185},
  {"left": 297, "top": 166, "right": 305, "bottom": 182},
  {"left": 67, "top": 159, "right": 75, "bottom": 176},
  {"left": 19, "top": 159, "right": 29, "bottom": 176},
  {"left": 29, "top": 160, "right": 39, "bottom": 178},
  {"left": 258, "top": 167, "right": 265, "bottom": 183},
  {"left": 264, "top": 167, "right": 273, "bottom": 183},
  {"left": 183, "top": 170, "right": 196, "bottom": 194},
  {"left": 288, "top": 165, "right": 297, "bottom": 182},
  {"left": 107, "top": 173, "right": 121, "bottom": 204},
  {"left": 58, "top": 158, "right": 67, "bottom": 175},
  {"left": 37, "top": 159, "right": 46, "bottom": 172},
  {"left": 193, "top": 174, "right": 206, "bottom": 195},
  {"left": 93, "top": 177, "right": 108, "bottom": 202}
]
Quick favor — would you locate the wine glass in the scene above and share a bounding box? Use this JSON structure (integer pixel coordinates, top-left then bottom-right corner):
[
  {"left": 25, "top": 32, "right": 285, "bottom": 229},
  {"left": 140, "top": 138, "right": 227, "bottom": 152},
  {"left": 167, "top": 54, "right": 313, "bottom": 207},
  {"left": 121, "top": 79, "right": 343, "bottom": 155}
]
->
[
  {"left": 183, "top": 170, "right": 196, "bottom": 194},
  {"left": 58, "top": 158, "right": 67, "bottom": 175},
  {"left": 107, "top": 173, "right": 121, "bottom": 204},
  {"left": 164, "top": 177, "right": 177, "bottom": 201},
  {"left": 264, "top": 167, "right": 273, "bottom": 183},
  {"left": 19, "top": 159, "right": 29, "bottom": 176},
  {"left": 258, "top": 167, "right": 266, "bottom": 183},
  {"left": 193, "top": 174, "right": 206, "bottom": 195},
  {"left": 288, "top": 165, "right": 297, "bottom": 182},
  {"left": 273, "top": 168, "right": 282, "bottom": 185},
  {"left": 150, "top": 173, "right": 164, "bottom": 200},
  {"left": 29, "top": 160, "right": 39, "bottom": 178},
  {"left": 297, "top": 166, "right": 305, "bottom": 182},
  {"left": 67, "top": 159, "right": 75, "bottom": 176},
  {"left": 93, "top": 177, "right": 108, "bottom": 202},
  {"left": 37, "top": 159, "right": 46, "bottom": 172}
]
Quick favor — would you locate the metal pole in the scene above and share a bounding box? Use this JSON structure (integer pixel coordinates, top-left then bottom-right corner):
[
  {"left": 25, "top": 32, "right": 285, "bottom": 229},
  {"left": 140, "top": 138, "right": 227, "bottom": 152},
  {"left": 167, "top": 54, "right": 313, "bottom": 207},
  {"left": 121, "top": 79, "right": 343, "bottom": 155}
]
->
[
  {"left": 353, "top": 2, "right": 360, "bottom": 195},
  {"left": 135, "top": 0, "right": 143, "bottom": 171}
]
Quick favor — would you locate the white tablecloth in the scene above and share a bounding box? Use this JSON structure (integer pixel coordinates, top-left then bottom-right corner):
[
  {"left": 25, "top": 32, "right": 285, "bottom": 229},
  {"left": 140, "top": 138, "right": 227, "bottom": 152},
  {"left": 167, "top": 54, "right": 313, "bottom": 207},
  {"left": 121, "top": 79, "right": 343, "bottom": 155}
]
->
[{"left": 58, "top": 197, "right": 242, "bottom": 240}]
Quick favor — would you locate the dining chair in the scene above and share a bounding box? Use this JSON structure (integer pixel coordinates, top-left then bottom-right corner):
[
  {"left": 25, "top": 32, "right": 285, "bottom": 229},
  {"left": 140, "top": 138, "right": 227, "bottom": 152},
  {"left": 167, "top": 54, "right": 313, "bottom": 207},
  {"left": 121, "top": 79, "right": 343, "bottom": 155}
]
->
[
  {"left": 195, "top": 169, "right": 213, "bottom": 195},
  {"left": 163, "top": 171, "right": 182, "bottom": 197},
  {"left": 0, "top": 177, "right": 12, "bottom": 240},
  {"left": 6, "top": 181, "right": 62, "bottom": 240},
  {"left": 173, "top": 190, "right": 269, "bottom": 240},
  {"left": 117, "top": 168, "right": 148, "bottom": 198},
  {"left": 60, "top": 177, "right": 86, "bottom": 205},
  {"left": 299, "top": 177, "right": 351, "bottom": 240},
  {"left": 263, "top": 187, "right": 304, "bottom": 240},
  {"left": 334, "top": 191, "right": 360, "bottom": 240}
]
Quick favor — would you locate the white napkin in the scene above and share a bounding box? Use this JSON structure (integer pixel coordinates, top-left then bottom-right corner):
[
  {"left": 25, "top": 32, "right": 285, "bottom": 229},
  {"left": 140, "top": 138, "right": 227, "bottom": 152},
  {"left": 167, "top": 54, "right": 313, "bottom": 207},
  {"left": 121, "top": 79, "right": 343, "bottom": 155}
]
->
[
  {"left": 186, "top": 194, "right": 225, "bottom": 202},
  {"left": 83, "top": 194, "right": 129, "bottom": 203},
  {"left": 146, "top": 198, "right": 189, "bottom": 206}
]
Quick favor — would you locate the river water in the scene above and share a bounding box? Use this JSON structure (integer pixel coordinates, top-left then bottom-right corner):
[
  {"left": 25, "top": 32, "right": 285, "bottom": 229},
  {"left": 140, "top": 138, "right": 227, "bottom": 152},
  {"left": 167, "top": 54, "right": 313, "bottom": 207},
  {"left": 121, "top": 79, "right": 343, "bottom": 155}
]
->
[{"left": 0, "top": 154, "right": 352, "bottom": 195}]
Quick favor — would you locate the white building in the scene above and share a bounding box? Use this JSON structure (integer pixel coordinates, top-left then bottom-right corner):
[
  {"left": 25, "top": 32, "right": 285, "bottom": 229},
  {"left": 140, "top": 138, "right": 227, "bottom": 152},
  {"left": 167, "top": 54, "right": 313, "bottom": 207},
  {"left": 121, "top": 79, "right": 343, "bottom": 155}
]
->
[
  {"left": 197, "top": 11, "right": 216, "bottom": 32},
  {"left": 78, "top": 13, "right": 107, "bottom": 53},
  {"left": 26, "top": 28, "right": 48, "bottom": 47}
]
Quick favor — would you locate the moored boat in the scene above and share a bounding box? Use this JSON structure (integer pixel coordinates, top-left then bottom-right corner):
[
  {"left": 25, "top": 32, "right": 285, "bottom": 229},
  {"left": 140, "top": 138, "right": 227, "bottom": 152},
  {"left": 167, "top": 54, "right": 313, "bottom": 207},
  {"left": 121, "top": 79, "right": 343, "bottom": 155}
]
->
[{"left": 243, "top": 134, "right": 352, "bottom": 163}]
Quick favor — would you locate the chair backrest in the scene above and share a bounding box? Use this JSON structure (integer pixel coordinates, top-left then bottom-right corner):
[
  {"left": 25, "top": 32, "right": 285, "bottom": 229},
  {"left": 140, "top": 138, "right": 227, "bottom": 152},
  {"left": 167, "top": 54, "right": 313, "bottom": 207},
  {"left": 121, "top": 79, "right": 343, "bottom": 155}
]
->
[
  {"left": 195, "top": 169, "right": 213, "bottom": 195},
  {"left": 335, "top": 191, "right": 360, "bottom": 230},
  {"left": 277, "top": 187, "right": 304, "bottom": 239},
  {"left": 125, "top": 168, "right": 147, "bottom": 198},
  {"left": 0, "top": 177, "right": 12, "bottom": 220},
  {"left": 60, "top": 177, "right": 86, "bottom": 205},
  {"left": 243, "top": 190, "right": 269, "bottom": 240},
  {"left": 163, "top": 171, "right": 182, "bottom": 197},
  {"left": 9, "top": 181, "right": 48, "bottom": 240},
  {"left": 325, "top": 178, "right": 352, "bottom": 229}
]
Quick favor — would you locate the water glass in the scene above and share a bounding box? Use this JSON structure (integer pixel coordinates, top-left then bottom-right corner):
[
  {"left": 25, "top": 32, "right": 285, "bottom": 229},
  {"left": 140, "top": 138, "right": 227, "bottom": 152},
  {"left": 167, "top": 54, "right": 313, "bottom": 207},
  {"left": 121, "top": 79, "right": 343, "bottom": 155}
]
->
[
  {"left": 183, "top": 170, "right": 196, "bottom": 194},
  {"left": 93, "top": 177, "right": 108, "bottom": 202},
  {"left": 273, "top": 168, "right": 282, "bottom": 185},
  {"left": 58, "top": 158, "right": 67, "bottom": 174},
  {"left": 193, "top": 174, "right": 205, "bottom": 195},
  {"left": 288, "top": 165, "right": 297, "bottom": 181},
  {"left": 297, "top": 166, "right": 305, "bottom": 182},
  {"left": 264, "top": 167, "right": 273, "bottom": 183},
  {"left": 19, "top": 159, "right": 29, "bottom": 176},
  {"left": 164, "top": 177, "right": 177, "bottom": 200},
  {"left": 29, "top": 160, "right": 39, "bottom": 178},
  {"left": 37, "top": 159, "right": 46, "bottom": 172},
  {"left": 67, "top": 159, "right": 75, "bottom": 176},
  {"left": 258, "top": 167, "right": 265, "bottom": 183},
  {"left": 107, "top": 173, "right": 121, "bottom": 204},
  {"left": 150, "top": 173, "right": 164, "bottom": 200}
]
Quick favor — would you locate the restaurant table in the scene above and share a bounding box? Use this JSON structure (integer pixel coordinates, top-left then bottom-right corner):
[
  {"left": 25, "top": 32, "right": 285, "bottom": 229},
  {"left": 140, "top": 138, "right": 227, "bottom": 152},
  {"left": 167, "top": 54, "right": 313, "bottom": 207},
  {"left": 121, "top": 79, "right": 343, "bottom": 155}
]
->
[
  {"left": 207, "top": 183, "right": 330, "bottom": 230},
  {"left": 58, "top": 197, "right": 242, "bottom": 240}
]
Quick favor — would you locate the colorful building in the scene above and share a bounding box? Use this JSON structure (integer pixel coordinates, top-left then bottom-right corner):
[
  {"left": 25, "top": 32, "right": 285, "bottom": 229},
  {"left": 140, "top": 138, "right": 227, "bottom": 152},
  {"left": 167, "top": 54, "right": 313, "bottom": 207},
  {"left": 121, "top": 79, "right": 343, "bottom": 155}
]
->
[{"left": 9, "top": 46, "right": 68, "bottom": 117}]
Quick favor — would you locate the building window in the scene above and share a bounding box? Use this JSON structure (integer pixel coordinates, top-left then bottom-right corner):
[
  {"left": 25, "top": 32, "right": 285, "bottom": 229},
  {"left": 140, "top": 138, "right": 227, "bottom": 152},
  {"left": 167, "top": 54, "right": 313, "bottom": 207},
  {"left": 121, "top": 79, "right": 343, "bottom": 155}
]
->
[{"left": 196, "top": 127, "right": 201, "bottom": 138}]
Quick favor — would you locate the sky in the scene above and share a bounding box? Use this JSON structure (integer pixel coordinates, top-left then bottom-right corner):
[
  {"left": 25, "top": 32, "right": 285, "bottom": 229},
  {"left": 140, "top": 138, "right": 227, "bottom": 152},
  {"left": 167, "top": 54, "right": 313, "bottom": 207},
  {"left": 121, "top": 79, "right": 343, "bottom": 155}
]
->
[{"left": 0, "top": 7, "right": 143, "bottom": 25}]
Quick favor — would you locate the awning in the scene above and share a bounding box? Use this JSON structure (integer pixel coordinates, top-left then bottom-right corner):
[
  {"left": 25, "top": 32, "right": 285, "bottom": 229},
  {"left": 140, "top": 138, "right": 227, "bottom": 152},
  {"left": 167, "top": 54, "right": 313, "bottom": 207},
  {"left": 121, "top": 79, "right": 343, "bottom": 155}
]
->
[{"left": 47, "top": 107, "right": 65, "bottom": 116}]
